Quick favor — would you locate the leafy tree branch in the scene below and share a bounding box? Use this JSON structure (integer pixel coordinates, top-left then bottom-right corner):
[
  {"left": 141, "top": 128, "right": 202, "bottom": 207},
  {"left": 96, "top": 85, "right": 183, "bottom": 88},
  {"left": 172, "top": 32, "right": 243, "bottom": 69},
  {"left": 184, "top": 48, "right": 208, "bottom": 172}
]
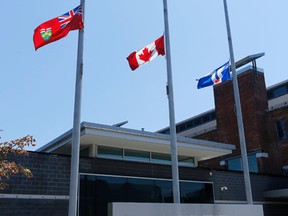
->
[{"left": 0, "top": 135, "right": 36, "bottom": 189}]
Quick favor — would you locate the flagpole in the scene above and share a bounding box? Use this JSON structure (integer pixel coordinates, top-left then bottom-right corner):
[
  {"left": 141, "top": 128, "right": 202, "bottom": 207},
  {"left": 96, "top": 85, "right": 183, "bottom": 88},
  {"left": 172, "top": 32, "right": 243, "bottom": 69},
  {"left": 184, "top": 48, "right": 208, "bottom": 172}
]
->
[
  {"left": 223, "top": 0, "right": 253, "bottom": 204},
  {"left": 68, "top": 0, "right": 85, "bottom": 215},
  {"left": 163, "top": 0, "right": 180, "bottom": 203}
]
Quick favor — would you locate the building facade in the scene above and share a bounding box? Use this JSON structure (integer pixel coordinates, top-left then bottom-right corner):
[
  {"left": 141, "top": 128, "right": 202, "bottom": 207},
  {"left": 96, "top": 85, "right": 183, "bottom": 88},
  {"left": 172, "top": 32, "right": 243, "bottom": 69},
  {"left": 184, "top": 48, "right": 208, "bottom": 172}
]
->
[
  {"left": 159, "top": 56, "right": 288, "bottom": 176},
  {"left": 1, "top": 54, "right": 288, "bottom": 215},
  {"left": 0, "top": 120, "right": 287, "bottom": 215},
  {"left": 1, "top": 151, "right": 288, "bottom": 216}
]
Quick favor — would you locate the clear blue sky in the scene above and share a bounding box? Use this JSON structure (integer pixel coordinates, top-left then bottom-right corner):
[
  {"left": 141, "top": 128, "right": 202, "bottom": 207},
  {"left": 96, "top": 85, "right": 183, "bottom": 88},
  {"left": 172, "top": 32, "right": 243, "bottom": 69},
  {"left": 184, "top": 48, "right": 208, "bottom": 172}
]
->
[{"left": 1, "top": 0, "right": 287, "bottom": 150}]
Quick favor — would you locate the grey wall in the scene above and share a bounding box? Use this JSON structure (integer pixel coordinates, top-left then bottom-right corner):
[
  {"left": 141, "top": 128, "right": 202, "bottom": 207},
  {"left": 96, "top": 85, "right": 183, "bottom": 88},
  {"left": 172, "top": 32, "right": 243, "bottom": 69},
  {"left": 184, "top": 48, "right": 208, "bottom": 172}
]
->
[{"left": 0, "top": 152, "right": 287, "bottom": 216}]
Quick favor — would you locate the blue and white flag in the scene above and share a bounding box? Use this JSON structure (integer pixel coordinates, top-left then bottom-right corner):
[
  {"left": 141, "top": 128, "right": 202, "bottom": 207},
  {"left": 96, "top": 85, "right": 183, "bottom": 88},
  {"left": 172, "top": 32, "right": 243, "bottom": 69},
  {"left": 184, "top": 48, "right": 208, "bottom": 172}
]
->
[{"left": 197, "top": 61, "right": 231, "bottom": 89}]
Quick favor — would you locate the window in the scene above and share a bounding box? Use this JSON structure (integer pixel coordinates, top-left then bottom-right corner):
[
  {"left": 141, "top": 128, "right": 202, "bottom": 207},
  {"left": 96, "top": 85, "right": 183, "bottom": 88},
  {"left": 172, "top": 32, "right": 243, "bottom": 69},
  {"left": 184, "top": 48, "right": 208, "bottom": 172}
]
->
[
  {"left": 124, "top": 149, "right": 150, "bottom": 161},
  {"left": 226, "top": 154, "right": 258, "bottom": 173},
  {"left": 178, "top": 155, "right": 195, "bottom": 166},
  {"left": 151, "top": 152, "right": 171, "bottom": 163},
  {"left": 267, "top": 83, "right": 288, "bottom": 100},
  {"left": 97, "top": 146, "right": 195, "bottom": 166},
  {"left": 160, "top": 110, "right": 216, "bottom": 134},
  {"left": 180, "top": 181, "right": 213, "bottom": 203},
  {"left": 226, "top": 158, "right": 240, "bottom": 171},
  {"left": 247, "top": 154, "right": 258, "bottom": 172},
  {"left": 98, "top": 146, "right": 123, "bottom": 158},
  {"left": 79, "top": 174, "right": 214, "bottom": 216},
  {"left": 282, "top": 166, "right": 288, "bottom": 176},
  {"left": 276, "top": 120, "right": 287, "bottom": 141}
]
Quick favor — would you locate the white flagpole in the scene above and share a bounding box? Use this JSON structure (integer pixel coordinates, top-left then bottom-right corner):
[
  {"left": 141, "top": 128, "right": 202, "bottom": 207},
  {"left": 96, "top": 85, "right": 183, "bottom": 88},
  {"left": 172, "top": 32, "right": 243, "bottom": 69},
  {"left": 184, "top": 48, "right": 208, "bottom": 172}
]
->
[
  {"left": 68, "top": 0, "right": 85, "bottom": 215},
  {"left": 223, "top": 0, "right": 253, "bottom": 204},
  {"left": 163, "top": 0, "right": 180, "bottom": 203}
]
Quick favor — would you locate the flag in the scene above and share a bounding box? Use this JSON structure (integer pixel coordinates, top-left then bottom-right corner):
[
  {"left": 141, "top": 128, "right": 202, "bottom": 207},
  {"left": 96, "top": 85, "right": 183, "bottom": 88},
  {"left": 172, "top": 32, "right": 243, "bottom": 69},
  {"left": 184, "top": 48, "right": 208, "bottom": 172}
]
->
[
  {"left": 197, "top": 61, "right": 230, "bottom": 89},
  {"left": 33, "top": 5, "right": 84, "bottom": 50},
  {"left": 127, "top": 35, "right": 165, "bottom": 71}
]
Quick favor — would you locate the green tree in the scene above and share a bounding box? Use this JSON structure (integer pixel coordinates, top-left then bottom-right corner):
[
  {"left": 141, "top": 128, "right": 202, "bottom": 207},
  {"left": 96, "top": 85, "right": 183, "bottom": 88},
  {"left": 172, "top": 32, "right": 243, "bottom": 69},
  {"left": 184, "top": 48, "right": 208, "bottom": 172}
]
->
[{"left": 0, "top": 135, "right": 36, "bottom": 189}]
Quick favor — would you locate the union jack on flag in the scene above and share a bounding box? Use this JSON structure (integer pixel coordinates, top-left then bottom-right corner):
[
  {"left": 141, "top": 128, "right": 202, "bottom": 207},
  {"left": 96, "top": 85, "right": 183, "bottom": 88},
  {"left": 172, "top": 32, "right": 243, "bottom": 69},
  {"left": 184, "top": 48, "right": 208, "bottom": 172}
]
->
[{"left": 58, "top": 5, "right": 82, "bottom": 29}]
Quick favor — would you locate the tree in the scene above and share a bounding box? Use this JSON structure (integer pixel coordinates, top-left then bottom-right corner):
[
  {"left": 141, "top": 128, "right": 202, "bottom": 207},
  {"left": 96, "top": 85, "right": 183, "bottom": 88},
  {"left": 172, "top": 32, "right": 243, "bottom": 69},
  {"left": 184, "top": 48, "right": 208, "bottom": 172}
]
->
[{"left": 0, "top": 135, "right": 36, "bottom": 189}]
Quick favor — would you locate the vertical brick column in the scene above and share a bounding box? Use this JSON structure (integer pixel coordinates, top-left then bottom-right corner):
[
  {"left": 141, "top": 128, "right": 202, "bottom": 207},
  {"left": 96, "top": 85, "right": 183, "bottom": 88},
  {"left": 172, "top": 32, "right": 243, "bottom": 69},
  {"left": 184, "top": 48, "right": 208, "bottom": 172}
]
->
[{"left": 214, "top": 69, "right": 270, "bottom": 170}]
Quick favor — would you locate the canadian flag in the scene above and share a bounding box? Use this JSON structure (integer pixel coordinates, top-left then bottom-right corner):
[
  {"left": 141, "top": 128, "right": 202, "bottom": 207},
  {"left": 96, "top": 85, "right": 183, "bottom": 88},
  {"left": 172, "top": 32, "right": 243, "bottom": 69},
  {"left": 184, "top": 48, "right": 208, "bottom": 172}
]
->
[{"left": 127, "top": 35, "right": 165, "bottom": 71}]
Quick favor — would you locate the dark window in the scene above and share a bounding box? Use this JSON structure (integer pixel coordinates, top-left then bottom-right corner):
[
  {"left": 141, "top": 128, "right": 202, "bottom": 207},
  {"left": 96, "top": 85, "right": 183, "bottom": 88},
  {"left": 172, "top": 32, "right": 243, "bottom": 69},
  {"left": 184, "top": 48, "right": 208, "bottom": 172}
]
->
[
  {"left": 226, "top": 157, "right": 240, "bottom": 171},
  {"left": 283, "top": 166, "right": 288, "bottom": 176},
  {"left": 267, "top": 83, "right": 288, "bottom": 100},
  {"left": 202, "top": 114, "right": 210, "bottom": 123},
  {"left": 97, "top": 146, "right": 195, "bottom": 166},
  {"left": 247, "top": 154, "right": 258, "bottom": 172},
  {"left": 80, "top": 175, "right": 214, "bottom": 216},
  {"left": 126, "top": 178, "right": 159, "bottom": 202},
  {"left": 194, "top": 117, "right": 202, "bottom": 126},
  {"left": 98, "top": 146, "right": 123, "bottom": 158},
  {"left": 276, "top": 120, "right": 287, "bottom": 141},
  {"left": 159, "top": 111, "right": 216, "bottom": 134},
  {"left": 226, "top": 154, "right": 258, "bottom": 173},
  {"left": 151, "top": 152, "right": 171, "bottom": 163},
  {"left": 180, "top": 181, "right": 213, "bottom": 203},
  {"left": 155, "top": 180, "right": 173, "bottom": 202},
  {"left": 178, "top": 155, "right": 195, "bottom": 166},
  {"left": 124, "top": 149, "right": 150, "bottom": 161}
]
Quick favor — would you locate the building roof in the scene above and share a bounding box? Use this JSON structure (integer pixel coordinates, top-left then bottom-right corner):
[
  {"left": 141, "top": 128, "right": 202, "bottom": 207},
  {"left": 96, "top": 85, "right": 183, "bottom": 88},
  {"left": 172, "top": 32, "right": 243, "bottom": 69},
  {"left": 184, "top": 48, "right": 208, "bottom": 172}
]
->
[{"left": 37, "top": 121, "right": 235, "bottom": 162}]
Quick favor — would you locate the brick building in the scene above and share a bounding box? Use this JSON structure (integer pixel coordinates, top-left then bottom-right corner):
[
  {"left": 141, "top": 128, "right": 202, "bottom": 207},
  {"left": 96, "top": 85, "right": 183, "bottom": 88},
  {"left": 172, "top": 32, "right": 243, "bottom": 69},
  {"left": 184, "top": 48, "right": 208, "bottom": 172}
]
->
[
  {"left": 1, "top": 149, "right": 288, "bottom": 215},
  {"left": 1, "top": 54, "right": 288, "bottom": 215},
  {"left": 159, "top": 53, "right": 288, "bottom": 176}
]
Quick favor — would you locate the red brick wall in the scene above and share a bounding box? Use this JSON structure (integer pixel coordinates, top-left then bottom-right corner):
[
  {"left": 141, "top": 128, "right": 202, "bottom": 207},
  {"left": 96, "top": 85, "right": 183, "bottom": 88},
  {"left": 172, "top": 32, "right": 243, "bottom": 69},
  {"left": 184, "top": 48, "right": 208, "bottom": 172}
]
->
[
  {"left": 214, "top": 70, "right": 270, "bottom": 152},
  {"left": 197, "top": 69, "right": 287, "bottom": 174},
  {"left": 266, "top": 107, "right": 288, "bottom": 173}
]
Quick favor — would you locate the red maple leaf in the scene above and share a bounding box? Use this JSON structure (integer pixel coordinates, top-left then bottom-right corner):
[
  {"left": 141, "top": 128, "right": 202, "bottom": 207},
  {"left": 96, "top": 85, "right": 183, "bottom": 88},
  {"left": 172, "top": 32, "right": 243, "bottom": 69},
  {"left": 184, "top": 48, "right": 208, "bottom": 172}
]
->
[{"left": 138, "top": 47, "right": 153, "bottom": 62}]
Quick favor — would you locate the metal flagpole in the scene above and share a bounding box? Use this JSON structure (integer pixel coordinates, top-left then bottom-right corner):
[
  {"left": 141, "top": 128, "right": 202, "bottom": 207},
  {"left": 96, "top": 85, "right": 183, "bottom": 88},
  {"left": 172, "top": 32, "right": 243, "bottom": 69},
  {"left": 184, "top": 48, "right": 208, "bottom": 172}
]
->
[
  {"left": 163, "top": 0, "right": 180, "bottom": 203},
  {"left": 68, "top": 0, "right": 85, "bottom": 215},
  {"left": 223, "top": 0, "right": 253, "bottom": 204}
]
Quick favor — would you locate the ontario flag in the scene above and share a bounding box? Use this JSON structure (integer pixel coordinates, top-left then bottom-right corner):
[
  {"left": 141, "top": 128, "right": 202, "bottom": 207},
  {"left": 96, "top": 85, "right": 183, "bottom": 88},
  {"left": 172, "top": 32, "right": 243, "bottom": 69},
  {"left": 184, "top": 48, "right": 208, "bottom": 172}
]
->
[
  {"left": 127, "top": 35, "right": 165, "bottom": 71},
  {"left": 33, "top": 5, "right": 84, "bottom": 50},
  {"left": 197, "top": 61, "right": 231, "bottom": 89}
]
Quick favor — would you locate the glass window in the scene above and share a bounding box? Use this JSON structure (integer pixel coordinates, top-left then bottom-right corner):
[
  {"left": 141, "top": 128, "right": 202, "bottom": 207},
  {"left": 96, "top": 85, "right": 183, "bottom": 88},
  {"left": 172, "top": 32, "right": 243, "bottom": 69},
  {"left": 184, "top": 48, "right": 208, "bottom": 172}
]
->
[
  {"left": 80, "top": 175, "right": 214, "bottom": 216},
  {"left": 124, "top": 149, "right": 150, "bottom": 161},
  {"left": 194, "top": 117, "right": 202, "bottom": 126},
  {"left": 127, "top": 178, "right": 158, "bottom": 202},
  {"left": 98, "top": 146, "right": 123, "bottom": 158},
  {"left": 97, "top": 146, "right": 194, "bottom": 167},
  {"left": 226, "top": 154, "right": 258, "bottom": 173},
  {"left": 151, "top": 152, "right": 171, "bottom": 164},
  {"left": 186, "top": 121, "right": 194, "bottom": 129},
  {"left": 267, "top": 84, "right": 288, "bottom": 99},
  {"left": 273, "top": 86, "right": 287, "bottom": 98},
  {"left": 282, "top": 166, "right": 288, "bottom": 176},
  {"left": 180, "top": 181, "right": 213, "bottom": 203},
  {"left": 247, "top": 154, "right": 258, "bottom": 173},
  {"left": 178, "top": 155, "right": 195, "bottom": 166},
  {"left": 227, "top": 158, "right": 241, "bottom": 171},
  {"left": 154, "top": 180, "right": 173, "bottom": 203},
  {"left": 276, "top": 120, "right": 287, "bottom": 141},
  {"left": 202, "top": 114, "right": 210, "bottom": 123}
]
